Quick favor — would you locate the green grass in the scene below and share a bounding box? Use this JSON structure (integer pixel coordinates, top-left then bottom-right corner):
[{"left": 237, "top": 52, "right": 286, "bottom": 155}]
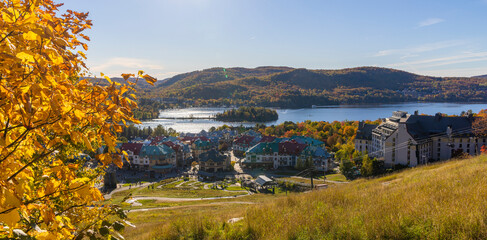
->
[
  {"left": 279, "top": 177, "right": 326, "bottom": 185},
  {"left": 225, "top": 186, "right": 247, "bottom": 191},
  {"left": 109, "top": 179, "right": 248, "bottom": 203},
  {"left": 122, "top": 193, "right": 289, "bottom": 239},
  {"left": 323, "top": 173, "right": 348, "bottom": 182},
  {"left": 126, "top": 155, "right": 487, "bottom": 239},
  {"left": 273, "top": 170, "right": 299, "bottom": 176}
]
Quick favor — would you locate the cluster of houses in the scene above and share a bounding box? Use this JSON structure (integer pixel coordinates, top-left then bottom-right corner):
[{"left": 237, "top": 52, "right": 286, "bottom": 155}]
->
[
  {"left": 234, "top": 131, "right": 333, "bottom": 171},
  {"left": 117, "top": 129, "right": 238, "bottom": 174},
  {"left": 114, "top": 127, "right": 333, "bottom": 176},
  {"left": 355, "top": 111, "right": 487, "bottom": 168}
]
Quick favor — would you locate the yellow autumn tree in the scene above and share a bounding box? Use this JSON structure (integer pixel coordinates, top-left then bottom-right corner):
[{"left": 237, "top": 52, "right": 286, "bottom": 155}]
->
[{"left": 0, "top": 0, "right": 155, "bottom": 239}]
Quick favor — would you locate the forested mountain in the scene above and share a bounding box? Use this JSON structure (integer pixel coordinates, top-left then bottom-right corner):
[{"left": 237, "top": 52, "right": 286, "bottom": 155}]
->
[
  {"left": 140, "top": 67, "right": 487, "bottom": 108},
  {"left": 473, "top": 74, "right": 487, "bottom": 79}
]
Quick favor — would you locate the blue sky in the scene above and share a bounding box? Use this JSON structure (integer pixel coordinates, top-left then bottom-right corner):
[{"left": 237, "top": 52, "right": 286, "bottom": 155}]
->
[{"left": 61, "top": 0, "right": 487, "bottom": 79}]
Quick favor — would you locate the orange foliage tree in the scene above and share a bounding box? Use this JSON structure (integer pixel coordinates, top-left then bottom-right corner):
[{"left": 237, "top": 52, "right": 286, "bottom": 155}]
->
[
  {"left": 0, "top": 0, "right": 155, "bottom": 239},
  {"left": 473, "top": 109, "right": 487, "bottom": 137}
]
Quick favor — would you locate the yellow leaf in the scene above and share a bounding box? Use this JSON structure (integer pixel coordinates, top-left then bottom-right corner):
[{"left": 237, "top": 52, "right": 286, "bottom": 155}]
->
[
  {"left": 0, "top": 210, "right": 20, "bottom": 227},
  {"left": 72, "top": 177, "right": 90, "bottom": 184},
  {"left": 121, "top": 73, "right": 134, "bottom": 80},
  {"left": 113, "top": 155, "right": 123, "bottom": 168},
  {"left": 77, "top": 51, "right": 86, "bottom": 59},
  {"left": 103, "top": 75, "right": 112, "bottom": 84},
  {"left": 1, "top": 12, "right": 14, "bottom": 23},
  {"left": 48, "top": 52, "right": 63, "bottom": 65},
  {"left": 4, "top": 189, "right": 21, "bottom": 207},
  {"left": 82, "top": 135, "right": 93, "bottom": 151},
  {"left": 142, "top": 74, "right": 157, "bottom": 86},
  {"left": 23, "top": 31, "right": 38, "bottom": 41},
  {"left": 36, "top": 232, "right": 59, "bottom": 240},
  {"left": 16, "top": 52, "right": 35, "bottom": 63},
  {"left": 74, "top": 109, "right": 85, "bottom": 119}
]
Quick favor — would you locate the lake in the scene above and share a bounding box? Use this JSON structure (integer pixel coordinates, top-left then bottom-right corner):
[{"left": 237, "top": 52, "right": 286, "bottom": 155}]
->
[{"left": 139, "top": 102, "right": 487, "bottom": 133}]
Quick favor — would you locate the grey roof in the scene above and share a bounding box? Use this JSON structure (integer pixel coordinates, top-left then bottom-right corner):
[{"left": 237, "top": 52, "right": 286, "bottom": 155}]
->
[
  {"left": 356, "top": 122, "right": 378, "bottom": 140},
  {"left": 199, "top": 149, "right": 227, "bottom": 162},
  {"left": 405, "top": 114, "right": 475, "bottom": 141},
  {"left": 255, "top": 175, "right": 274, "bottom": 186}
]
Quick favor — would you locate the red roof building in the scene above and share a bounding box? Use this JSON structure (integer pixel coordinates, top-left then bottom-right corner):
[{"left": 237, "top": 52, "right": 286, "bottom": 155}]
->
[
  {"left": 278, "top": 140, "right": 307, "bottom": 155},
  {"left": 259, "top": 136, "right": 276, "bottom": 143},
  {"left": 120, "top": 143, "right": 144, "bottom": 155}
]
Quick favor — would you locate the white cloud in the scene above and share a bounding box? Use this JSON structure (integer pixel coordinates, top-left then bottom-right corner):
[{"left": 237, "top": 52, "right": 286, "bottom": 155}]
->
[
  {"left": 89, "top": 57, "right": 164, "bottom": 74},
  {"left": 387, "top": 51, "right": 487, "bottom": 69},
  {"left": 418, "top": 18, "right": 445, "bottom": 27},
  {"left": 414, "top": 67, "right": 487, "bottom": 78},
  {"left": 156, "top": 71, "right": 183, "bottom": 79},
  {"left": 374, "top": 40, "right": 465, "bottom": 57}
]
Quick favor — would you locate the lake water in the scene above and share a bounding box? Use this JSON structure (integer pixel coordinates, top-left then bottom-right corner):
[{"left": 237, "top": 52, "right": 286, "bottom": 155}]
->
[{"left": 139, "top": 102, "right": 487, "bottom": 133}]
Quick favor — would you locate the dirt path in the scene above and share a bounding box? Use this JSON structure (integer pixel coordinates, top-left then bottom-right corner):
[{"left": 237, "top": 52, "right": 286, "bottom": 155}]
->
[
  {"left": 127, "top": 201, "right": 255, "bottom": 212},
  {"left": 130, "top": 193, "right": 250, "bottom": 202},
  {"left": 103, "top": 182, "right": 155, "bottom": 199}
]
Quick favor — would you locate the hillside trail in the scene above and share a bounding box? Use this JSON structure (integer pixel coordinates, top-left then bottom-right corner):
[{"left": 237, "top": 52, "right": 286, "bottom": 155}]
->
[{"left": 127, "top": 201, "right": 255, "bottom": 212}]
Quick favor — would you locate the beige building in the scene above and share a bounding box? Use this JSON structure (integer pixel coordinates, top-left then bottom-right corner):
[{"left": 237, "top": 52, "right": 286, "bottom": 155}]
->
[
  {"left": 363, "top": 111, "right": 486, "bottom": 168},
  {"left": 354, "top": 122, "right": 378, "bottom": 154},
  {"left": 198, "top": 149, "right": 231, "bottom": 173}
]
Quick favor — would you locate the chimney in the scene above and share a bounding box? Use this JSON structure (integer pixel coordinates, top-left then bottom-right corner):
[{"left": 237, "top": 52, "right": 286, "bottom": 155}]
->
[
  {"left": 446, "top": 125, "right": 452, "bottom": 138},
  {"left": 414, "top": 110, "right": 418, "bottom": 115}
]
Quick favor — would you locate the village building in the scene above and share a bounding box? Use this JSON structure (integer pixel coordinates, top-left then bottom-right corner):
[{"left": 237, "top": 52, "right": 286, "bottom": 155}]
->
[
  {"left": 139, "top": 145, "right": 176, "bottom": 173},
  {"left": 298, "top": 145, "right": 332, "bottom": 171},
  {"left": 276, "top": 140, "right": 308, "bottom": 168},
  {"left": 244, "top": 139, "right": 331, "bottom": 171},
  {"left": 198, "top": 149, "right": 231, "bottom": 173},
  {"left": 254, "top": 175, "right": 277, "bottom": 191},
  {"left": 191, "top": 139, "right": 215, "bottom": 159},
  {"left": 233, "top": 135, "right": 261, "bottom": 153},
  {"left": 364, "top": 111, "right": 487, "bottom": 168},
  {"left": 120, "top": 142, "right": 144, "bottom": 169},
  {"left": 244, "top": 142, "right": 279, "bottom": 168},
  {"left": 290, "top": 136, "right": 325, "bottom": 146},
  {"left": 354, "top": 121, "right": 378, "bottom": 154},
  {"left": 162, "top": 141, "right": 191, "bottom": 168}
]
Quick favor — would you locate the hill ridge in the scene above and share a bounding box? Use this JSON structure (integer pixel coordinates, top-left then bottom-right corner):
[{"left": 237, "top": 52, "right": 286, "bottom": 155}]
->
[{"left": 141, "top": 66, "right": 487, "bottom": 108}]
